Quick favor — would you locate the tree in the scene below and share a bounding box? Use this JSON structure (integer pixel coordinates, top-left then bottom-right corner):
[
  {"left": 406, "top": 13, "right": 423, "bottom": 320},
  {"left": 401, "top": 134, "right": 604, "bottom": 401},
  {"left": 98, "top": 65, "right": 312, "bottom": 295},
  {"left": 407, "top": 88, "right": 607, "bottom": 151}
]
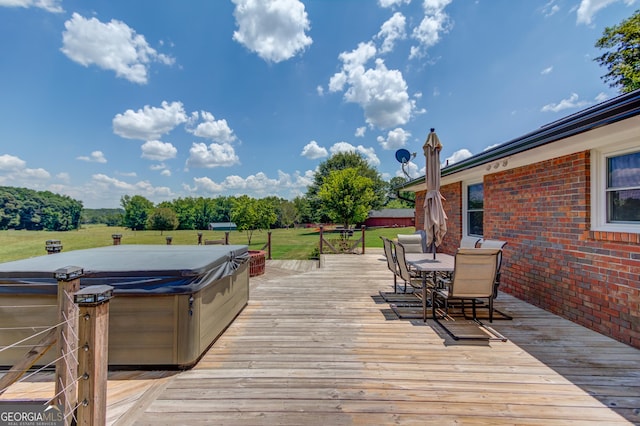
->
[
  {"left": 306, "top": 151, "right": 386, "bottom": 223},
  {"left": 147, "top": 207, "right": 179, "bottom": 234},
  {"left": 293, "top": 196, "right": 314, "bottom": 224},
  {"left": 0, "top": 186, "right": 82, "bottom": 231},
  {"left": 386, "top": 176, "right": 415, "bottom": 207},
  {"left": 278, "top": 199, "right": 297, "bottom": 228},
  {"left": 230, "top": 195, "right": 277, "bottom": 245},
  {"left": 121, "top": 195, "right": 153, "bottom": 230},
  {"left": 595, "top": 9, "right": 640, "bottom": 93},
  {"left": 317, "top": 168, "right": 376, "bottom": 229}
]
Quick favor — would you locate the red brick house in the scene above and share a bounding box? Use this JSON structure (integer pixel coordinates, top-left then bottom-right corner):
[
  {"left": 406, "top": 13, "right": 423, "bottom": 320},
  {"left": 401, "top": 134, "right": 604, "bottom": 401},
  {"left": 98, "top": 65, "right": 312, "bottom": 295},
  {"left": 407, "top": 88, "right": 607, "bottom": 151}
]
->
[{"left": 399, "top": 90, "right": 640, "bottom": 349}]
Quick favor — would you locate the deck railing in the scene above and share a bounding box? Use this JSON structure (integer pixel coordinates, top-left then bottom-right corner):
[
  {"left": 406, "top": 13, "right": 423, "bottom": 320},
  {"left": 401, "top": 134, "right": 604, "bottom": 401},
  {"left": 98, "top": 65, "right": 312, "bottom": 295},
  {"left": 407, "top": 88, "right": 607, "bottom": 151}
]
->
[
  {"left": 319, "top": 226, "right": 366, "bottom": 255},
  {"left": 0, "top": 268, "right": 112, "bottom": 425}
]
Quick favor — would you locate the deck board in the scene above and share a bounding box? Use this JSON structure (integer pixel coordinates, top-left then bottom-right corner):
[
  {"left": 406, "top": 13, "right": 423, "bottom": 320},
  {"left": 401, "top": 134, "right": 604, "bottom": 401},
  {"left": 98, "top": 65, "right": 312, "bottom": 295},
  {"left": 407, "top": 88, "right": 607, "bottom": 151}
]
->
[{"left": 2, "top": 250, "right": 639, "bottom": 425}]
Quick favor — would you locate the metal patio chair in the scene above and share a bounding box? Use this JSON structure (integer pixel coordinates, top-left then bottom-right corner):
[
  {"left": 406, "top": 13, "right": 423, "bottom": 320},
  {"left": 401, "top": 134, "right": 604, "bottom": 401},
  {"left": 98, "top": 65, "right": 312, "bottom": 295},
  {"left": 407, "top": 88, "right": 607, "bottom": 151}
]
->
[{"left": 431, "top": 248, "right": 507, "bottom": 341}]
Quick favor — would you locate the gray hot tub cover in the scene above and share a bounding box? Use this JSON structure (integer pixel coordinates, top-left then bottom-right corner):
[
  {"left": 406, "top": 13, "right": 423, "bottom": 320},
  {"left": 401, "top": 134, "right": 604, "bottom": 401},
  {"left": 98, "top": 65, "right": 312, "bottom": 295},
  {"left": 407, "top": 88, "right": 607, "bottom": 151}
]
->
[{"left": 0, "top": 245, "right": 249, "bottom": 295}]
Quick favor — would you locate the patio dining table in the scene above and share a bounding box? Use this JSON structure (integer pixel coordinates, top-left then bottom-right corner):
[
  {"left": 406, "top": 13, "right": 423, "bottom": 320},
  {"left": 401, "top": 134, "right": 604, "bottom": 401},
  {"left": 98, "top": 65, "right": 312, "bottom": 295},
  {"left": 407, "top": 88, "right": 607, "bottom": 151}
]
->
[{"left": 405, "top": 253, "right": 455, "bottom": 321}]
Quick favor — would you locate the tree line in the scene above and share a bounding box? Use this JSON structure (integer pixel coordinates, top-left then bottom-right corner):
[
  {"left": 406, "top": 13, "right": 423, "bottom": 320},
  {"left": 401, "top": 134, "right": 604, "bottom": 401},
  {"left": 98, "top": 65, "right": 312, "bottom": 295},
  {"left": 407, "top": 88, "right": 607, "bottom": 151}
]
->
[
  {"left": 119, "top": 152, "right": 415, "bottom": 244},
  {"left": 0, "top": 186, "right": 83, "bottom": 231}
]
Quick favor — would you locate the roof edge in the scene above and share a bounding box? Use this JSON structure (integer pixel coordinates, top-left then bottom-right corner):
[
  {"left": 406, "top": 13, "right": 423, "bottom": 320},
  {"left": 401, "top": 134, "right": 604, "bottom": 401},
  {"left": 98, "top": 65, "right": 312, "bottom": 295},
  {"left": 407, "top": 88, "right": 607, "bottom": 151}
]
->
[{"left": 396, "top": 89, "right": 640, "bottom": 190}]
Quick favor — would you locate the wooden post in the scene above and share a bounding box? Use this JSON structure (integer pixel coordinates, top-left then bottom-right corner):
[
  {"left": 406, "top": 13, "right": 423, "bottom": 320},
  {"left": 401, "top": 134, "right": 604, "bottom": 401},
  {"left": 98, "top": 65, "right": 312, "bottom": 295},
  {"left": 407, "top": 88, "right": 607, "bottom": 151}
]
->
[
  {"left": 267, "top": 231, "right": 272, "bottom": 260},
  {"left": 111, "top": 234, "right": 121, "bottom": 245},
  {"left": 53, "top": 266, "right": 82, "bottom": 424},
  {"left": 74, "top": 285, "right": 113, "bottom": 426},
  {"left": 225, "top": 231, "right": 230, "bottom": 245},
  {"left": 166, "top": 236, "right": 172, "bottom": 245},
  {"left": 197, "top": 232, "right": 203, "bottom": 245},
  {"left": 361, "top": 226, "right": 366, "bottom": 254},
  {"left": 46, "top": 240, "right": 63, "bottom": 254},
  {"left": 319, "top": 226, "right": 324, "bottom": 255}
]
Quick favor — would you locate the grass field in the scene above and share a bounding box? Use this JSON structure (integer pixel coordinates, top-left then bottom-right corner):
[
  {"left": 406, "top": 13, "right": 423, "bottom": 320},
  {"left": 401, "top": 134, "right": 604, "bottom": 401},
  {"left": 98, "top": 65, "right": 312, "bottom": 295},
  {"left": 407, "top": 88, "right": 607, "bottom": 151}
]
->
[{"left": 0, "top": 225, "right": 415, "bottom": 263}]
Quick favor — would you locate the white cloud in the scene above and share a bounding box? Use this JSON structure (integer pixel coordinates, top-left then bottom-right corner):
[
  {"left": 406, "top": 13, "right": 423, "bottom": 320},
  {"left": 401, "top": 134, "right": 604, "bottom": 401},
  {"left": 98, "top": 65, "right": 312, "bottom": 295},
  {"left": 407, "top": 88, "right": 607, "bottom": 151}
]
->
[
  {"left": 541, "top": 66, "right": 553, "bottom": 75},
  {"left": 232, "top": 0, "right": 312, "bottom": 63},
  {"left": 91, "top": 173, "right": 173, "bottom": 200},
  {"left": 377, "top": 127, "right": 411, "bottom": 150},
  {"left": 378, "top": 0, "right": 411, "bottom": 7},
  {"left": 329, "top": 42, "right": 414, "bottom": 129},
  {"left": 0, "top": 154, "right": 26, "bottom": 170},
  {"left": 0, "top": 154, "right": 50, "bottom": 186},
  {"left": 410, "top": 0, "right": 453, "bottom": 59},
  {"left": 444, "top": 148, "right": 473, "bottom": 166},
  {"left": 113, "top": 101, "right": 187, "bottom": 140},
  {"left": 61, "top": 13, "right": 174, "bottom": 84},
  {"left": 141, "top": 140, "right": 177, "bottom": 161},
  {"left": 542, "top": 1, "right": 560, "bottom": 17},
  {"left": 376, "top": 12, "right": 407, "bottom": 54},
  {"left": 0, "top": 0, "right": 62, "bottom": 13},
  {"left": 330, "top": 142, "right": 380, "bottom": 166},
  {"left": 187, "top": 169, "right": 313, "bottom": 197},
  {"left": 186, "top": 111, "right": 236, "bottom": 143},
  {"left": 576, "top": 0, "right": 635, "bottom": 25},
  {"left": 186, "top": 142, "right": 240, "bottom": 169},
  {"left": 541, "top": 93, "right": 589, "bottom": 112},
  {"left": 77, "top": 150, "right": 107, "bottom": 163},
  {"left": 316, "top": 85, "right": 324, "bottom": 96},
  {"left": 160, "top": 169, "right": 171, "bottom": 177},
  {"left": 594, "top": 92, "right": 608, "bottom": 103},
  {"left": 355, "top": 127, "right": 367, "bottom": 137},
  {"left": 301, "top": 140, "right": 328, "bottom": 159}
]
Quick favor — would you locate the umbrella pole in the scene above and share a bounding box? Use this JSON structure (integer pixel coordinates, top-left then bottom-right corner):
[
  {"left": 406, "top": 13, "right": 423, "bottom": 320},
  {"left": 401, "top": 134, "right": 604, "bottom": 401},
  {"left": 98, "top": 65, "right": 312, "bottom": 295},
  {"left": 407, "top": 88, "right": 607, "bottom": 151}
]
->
[{"left": 432, "top": 225, "right": 436, "bottom": 260}]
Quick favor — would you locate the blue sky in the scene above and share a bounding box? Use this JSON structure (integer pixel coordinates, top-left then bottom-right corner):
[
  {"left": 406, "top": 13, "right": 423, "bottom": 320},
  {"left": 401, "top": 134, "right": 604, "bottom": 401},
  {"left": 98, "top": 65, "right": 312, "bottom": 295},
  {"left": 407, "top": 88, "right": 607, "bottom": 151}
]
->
[{"left": 0, "top": 0, "right": 637, "bottom": 208}]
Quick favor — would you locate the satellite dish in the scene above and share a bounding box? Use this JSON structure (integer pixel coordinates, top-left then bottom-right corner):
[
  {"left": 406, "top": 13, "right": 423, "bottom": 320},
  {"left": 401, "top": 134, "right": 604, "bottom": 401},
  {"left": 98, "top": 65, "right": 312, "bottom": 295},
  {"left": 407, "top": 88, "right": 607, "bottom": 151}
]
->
[
  {"left": 395, "top": 149, "right": 411, "bottom": 164},
  {"left": 394, "top": 148, "right": 416, "bottom": 180}
]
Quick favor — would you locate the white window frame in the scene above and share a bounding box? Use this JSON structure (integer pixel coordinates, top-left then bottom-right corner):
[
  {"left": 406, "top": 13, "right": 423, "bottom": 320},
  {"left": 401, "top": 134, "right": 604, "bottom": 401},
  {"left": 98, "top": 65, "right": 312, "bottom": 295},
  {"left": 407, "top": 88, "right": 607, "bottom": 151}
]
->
[
  {"left": 591, "top": 146, "right": 640, "bottom": 233},
  {"left": 463, "top": 180, "right": 484, "bottom": 237}
]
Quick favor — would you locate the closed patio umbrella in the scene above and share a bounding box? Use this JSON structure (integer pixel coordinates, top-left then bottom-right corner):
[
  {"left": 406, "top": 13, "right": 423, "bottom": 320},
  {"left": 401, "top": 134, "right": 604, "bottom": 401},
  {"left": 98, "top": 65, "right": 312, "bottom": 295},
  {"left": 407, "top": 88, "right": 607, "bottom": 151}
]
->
[{"left": 423, "top": 128, "right": 447, "bottom": 259}]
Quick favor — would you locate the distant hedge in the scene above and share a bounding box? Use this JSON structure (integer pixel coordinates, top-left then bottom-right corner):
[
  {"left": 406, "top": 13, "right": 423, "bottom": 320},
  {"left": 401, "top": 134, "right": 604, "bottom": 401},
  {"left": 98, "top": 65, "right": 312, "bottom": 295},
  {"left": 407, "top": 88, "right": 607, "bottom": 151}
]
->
[{"left": 0, "top": 186, "right": 83, "bottom": 231}]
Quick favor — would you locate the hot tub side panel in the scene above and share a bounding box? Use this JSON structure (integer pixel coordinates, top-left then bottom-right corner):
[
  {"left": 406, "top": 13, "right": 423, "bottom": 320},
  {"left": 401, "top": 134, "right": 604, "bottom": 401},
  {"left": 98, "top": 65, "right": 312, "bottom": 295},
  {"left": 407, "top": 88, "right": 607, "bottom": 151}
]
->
[
  {"left": 0, "top": 261, "right": 249, "bottom": 369},
  {"left": 107, "top": 295, "right": 181, "bottom": 366},
  {"left": 179, "top": 260, "right": 249, "bottom": 368}
]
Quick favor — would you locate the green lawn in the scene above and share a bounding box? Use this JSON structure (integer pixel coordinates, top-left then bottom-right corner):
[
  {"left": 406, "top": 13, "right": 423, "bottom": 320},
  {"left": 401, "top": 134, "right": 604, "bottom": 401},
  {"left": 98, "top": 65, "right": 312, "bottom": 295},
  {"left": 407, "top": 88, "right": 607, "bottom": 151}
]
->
[{"left": 0, "top": 225, "right": 415, "bottom": 263}]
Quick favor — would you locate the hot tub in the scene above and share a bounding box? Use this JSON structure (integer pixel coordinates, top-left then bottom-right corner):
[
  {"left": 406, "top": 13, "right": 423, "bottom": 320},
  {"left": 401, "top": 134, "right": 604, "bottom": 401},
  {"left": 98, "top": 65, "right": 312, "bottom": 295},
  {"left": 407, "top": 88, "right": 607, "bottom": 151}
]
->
[{"left": 0, "top": 245, "right": 249, "bottom": 369}]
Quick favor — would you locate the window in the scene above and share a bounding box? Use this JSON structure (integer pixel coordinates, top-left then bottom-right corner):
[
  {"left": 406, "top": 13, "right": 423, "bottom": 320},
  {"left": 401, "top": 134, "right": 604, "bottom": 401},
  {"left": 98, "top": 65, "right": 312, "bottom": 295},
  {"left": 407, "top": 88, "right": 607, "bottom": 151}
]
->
[
  {"left": 607, "top": 151, "right": 640, "bottom": 223},
  {"left": 466, "top": 182, "right": 484, "bottom": 236},
  {"left": 592, "top": 147, "right": 640, "bottom": 233}
]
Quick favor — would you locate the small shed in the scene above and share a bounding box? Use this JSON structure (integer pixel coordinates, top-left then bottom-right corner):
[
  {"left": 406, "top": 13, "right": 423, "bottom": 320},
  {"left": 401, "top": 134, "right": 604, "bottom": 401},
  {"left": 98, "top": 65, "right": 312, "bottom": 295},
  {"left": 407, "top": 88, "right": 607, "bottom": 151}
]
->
[
  {"left": 208, "top": 222, "right": 237, "bottom": 231},
  {"left": 364, "top": 209, "right": 415, "bottom": 228}
]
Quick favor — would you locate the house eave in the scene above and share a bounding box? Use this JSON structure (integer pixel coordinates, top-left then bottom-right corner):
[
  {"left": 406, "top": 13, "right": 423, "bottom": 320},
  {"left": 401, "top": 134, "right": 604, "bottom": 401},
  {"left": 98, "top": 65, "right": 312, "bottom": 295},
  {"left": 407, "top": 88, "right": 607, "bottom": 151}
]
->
[{"left": 396, "top": 89, "right": 640, "bottom": 193}]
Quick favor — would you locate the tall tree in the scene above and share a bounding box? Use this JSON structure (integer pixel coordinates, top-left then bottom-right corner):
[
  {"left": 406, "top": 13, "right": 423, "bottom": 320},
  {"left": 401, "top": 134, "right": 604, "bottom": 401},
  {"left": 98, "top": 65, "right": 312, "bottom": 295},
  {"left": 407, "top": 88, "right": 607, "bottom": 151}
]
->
[
  {"left": 595, "top": 9, "right": 640, "bottom": 93},
  {"left": 386, "top": 176, "right": 416, "bottom": 207},
  {"left": 147, "top": 206, "right": 179, "bottom": 235},
  {"left": 121, "top": 195, "right": 153, "bottom": 231},
  {"left": 318, "top": 168, "right": 375, "bottom": 229},
  {"left": 306, "top": 151, "right": 386, "bottom": 222},
  {"left": 230, "top": 195, "right": 277, "bottom": 245}
]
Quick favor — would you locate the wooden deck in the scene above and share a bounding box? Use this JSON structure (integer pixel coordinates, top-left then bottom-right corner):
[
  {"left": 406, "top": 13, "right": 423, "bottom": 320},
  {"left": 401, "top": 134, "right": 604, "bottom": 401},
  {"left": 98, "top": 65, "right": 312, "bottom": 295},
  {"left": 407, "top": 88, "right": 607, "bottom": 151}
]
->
[{"left": 2, "top": 250, "right": 640, "bottom": 425}]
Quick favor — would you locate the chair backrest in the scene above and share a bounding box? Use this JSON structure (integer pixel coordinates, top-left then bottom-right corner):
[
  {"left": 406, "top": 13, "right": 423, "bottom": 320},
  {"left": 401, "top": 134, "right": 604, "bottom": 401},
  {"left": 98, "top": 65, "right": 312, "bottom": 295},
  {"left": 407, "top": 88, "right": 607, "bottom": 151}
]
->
[
  {"left": 397, "top": 234, "right": 424, "bottom": 253},
  {"left": 414, "top": 229, "right": 428, "bottom": 253},
  {"left": 380, "top": 236, "right": 397, "bottom": 274},
  {"left": 478, "top": 239, "right": 507, "bottom": 270},
  {"left": 394, "top": 242, "right": 414, "bottom": 282},
  {"left": 460, "top": 236, "right": 481, "bottom": 248},
  {"left": 449, "top": 248, "right": 500, "bottom": 298}
]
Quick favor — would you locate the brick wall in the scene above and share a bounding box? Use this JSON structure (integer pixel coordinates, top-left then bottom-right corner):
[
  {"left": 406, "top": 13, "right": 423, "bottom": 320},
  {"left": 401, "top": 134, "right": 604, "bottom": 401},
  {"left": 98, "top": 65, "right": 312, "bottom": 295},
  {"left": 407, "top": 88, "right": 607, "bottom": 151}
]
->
[{"left": 415, "top": 151, "right": 640, "bottom": 348}]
